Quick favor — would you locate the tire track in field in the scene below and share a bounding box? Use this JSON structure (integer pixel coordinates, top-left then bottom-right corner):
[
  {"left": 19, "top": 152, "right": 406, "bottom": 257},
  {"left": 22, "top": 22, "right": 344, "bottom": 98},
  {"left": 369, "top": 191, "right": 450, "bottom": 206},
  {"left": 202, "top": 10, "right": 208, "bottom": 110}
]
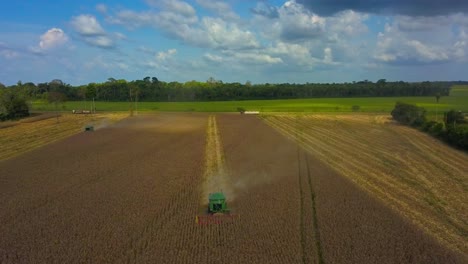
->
[
  {"left": 296, "top": 146, "right": 306, "bottom": 264},
  {"left": 295, "top": 116, "right": 324, "bottom": 264},
  {"left": 201, "top": 115, "right": 230, "bottom": 207},
  {"left": 305, "top": 155, "right": 324, "bottom": 264}
]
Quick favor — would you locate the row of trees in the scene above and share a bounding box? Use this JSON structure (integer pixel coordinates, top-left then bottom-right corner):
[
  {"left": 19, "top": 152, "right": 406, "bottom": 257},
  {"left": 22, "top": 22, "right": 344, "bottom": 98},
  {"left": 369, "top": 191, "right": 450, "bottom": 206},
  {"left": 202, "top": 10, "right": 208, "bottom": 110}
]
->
[
  {"left": 391, "top": 102, "right": 468, "bottom": 151},
  {"left": 2, "top": 78, "right": 456, "bottom": 103}
]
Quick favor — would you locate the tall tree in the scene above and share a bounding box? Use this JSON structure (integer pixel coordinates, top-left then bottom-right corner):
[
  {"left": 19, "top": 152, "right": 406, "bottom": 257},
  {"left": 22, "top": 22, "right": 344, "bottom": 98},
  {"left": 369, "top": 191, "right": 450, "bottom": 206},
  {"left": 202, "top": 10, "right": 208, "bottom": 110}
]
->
[{"left": 47, "top": 91, "right": 67, "bottom": 123}]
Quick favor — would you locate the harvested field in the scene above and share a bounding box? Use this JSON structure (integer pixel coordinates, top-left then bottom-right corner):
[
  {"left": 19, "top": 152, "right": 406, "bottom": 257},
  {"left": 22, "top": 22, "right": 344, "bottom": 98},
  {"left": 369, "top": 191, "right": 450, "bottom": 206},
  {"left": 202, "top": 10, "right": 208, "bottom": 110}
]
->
[
  {"left": 0, "top": 113, "right": 127, "bottom": 161},
  {"left": 263, "top": 114, "right": 468, "bottom": 256},
  {"left": 0, "top": 113, "right": 465, "bottom": 263}
]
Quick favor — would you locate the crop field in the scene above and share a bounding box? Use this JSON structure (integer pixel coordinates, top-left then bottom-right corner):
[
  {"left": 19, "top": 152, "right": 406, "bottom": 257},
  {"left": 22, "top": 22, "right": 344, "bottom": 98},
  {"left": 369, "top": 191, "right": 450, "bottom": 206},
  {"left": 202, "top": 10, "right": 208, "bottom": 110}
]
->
[
  {"left": 0, "top": 113, "right": 466, "bottom": 263},
  {"left": 31, "top": 85, "right": 468, "bottom": 114}
]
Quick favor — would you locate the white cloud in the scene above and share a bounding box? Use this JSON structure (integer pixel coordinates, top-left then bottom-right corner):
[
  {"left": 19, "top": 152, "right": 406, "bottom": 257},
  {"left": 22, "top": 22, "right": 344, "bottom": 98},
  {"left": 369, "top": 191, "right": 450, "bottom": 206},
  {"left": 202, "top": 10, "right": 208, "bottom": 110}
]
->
[
  {"left": 396, "top": 15, "right": 450, "bottom": 32},
  {"left": 156, "top": 49, "right": 177, "bottom": 61},
  {"left": 0, "top": 49, "right": 19, "bottom": 59},
  {"left": 453, "top": 29, "right": 467, "bottom": 58},
  {"left": 196, "top": 0, "right": 239, "bottom": 21},
  {"left": 328, "top": 10, "right": 369, "bottom": 36},
  {"left": 84, "top": 55, "right": 129, "bottom": 71},
  {"left": 274, "top": 1, "right": 326, "bottom": 41},
  {"left": 374, "top": 17, "right": 466, "bottom": 64},
  {"left": 249, "top": 1, "right": 369, "bottom": 70},
  {"left": 146, "top": 0, "right": 196, "bottom": 17},
  {"left": 71, "top": 14, "right": 117, "bottom": 49},
  {"left": 71, "top": 15, "right": 106, "bottom": 36},
  {"left": 203, "top": 53, "right": 224, "bottom": 63},
  {"left": 267, "top": 42, "right": 316, "bottom": 66},
  {"left": 323, "top": 47, "right": 333, "bottom": 64},
  {"left": 108, "top": 8, "right": 258, "bottom": 50},
  {"left": 96, "top": 4, "right": 107, "bottom": 14},
  {"left": 26, "top": 28, "right": 68, "bottom": 54},
  {"left": 0, "top": 42, "right": 19, "bottom": 59},
  {"left": 84, "top": 36, "right": 114, "bottom": 49},
  {"left": 197, "top": 17, "right": 259, "bottom": 49},
  {"left": 39, "top": 28, "right": 68, "bottom": 50},
  {"left": 138, "top": 46, "right": 156, "bottom": 54},
  {"left": 143, "top": 48, "right": 179, "bottom": 71},
  {"left": 114, "top": 32, "right": 126, "bottom": 40},
  {"left": 231, "top": 52, "right": 283, "bottom": 64}
]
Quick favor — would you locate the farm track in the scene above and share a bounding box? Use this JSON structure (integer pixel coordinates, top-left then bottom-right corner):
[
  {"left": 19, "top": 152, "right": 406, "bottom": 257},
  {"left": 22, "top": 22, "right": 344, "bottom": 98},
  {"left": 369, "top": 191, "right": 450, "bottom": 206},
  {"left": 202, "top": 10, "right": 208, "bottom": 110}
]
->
[{"left": 263, "top": 114, "right": 468, "bottom": 257}]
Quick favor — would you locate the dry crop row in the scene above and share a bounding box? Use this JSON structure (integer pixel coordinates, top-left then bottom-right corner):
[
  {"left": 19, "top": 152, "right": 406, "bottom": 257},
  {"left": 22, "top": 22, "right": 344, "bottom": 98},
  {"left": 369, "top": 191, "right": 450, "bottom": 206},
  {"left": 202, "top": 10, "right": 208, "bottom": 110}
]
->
[
  {"left": 262, "top": 114, "right": 468, "bottom": 255},
  {"left": 200, "top": 115, "right": 230, "bottom": 207}
]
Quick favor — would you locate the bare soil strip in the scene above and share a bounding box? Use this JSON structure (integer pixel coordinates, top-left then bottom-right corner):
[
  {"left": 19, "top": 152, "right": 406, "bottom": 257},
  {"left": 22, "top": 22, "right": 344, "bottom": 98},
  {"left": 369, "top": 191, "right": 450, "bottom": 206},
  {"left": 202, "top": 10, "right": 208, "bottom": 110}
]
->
[{"left": 263, "top": 113, "right": 468, "bottom": 257}]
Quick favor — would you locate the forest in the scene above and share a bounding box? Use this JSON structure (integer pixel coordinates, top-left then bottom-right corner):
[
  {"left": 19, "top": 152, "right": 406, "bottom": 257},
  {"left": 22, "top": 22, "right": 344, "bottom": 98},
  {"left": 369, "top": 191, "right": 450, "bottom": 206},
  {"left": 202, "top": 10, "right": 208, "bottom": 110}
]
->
[{"left": 0, "top": 78, "right": 459, "bottom": 103}]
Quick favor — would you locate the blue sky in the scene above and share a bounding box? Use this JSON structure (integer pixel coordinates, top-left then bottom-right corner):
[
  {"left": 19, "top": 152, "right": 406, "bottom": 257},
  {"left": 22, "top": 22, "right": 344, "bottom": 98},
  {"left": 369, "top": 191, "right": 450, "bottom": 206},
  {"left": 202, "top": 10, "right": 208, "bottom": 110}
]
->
[{"left": 1, "top": 0, "right": 468, "bottom": 85}]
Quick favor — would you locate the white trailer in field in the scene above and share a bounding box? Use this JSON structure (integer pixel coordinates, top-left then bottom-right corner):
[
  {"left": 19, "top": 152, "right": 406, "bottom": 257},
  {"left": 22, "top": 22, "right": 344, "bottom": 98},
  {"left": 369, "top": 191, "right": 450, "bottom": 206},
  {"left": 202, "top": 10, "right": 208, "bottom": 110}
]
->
[{"left": 243, "top": 111, "right": 260, "bottom": 115}]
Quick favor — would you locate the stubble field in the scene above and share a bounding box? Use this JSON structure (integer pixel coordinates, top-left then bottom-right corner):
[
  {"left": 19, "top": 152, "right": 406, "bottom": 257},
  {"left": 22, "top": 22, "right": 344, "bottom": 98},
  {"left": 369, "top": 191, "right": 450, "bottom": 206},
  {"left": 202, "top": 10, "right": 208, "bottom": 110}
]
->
[{"left": 0, "top": 113, "right": 466, "bottom": 263}]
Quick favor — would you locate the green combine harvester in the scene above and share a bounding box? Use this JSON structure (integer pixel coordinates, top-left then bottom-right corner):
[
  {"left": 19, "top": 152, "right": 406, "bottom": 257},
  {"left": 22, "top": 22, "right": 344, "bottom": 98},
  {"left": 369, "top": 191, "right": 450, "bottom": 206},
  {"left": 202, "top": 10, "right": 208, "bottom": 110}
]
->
[
  {"left": 208, "top": 192, "right": 230, "bottom": 214},
  {"left": 195, "top": 192, "right": 239, "bottom": 225}
]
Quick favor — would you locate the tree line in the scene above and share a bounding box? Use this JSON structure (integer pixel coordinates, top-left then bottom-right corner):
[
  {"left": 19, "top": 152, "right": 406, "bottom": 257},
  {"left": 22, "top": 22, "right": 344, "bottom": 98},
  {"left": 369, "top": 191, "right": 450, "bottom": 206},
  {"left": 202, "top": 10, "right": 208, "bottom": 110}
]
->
[
  {"left": 1, "top": 78, "right": 459, "bottom": 103},
  {"left": 391, "top": 102, "right": 468, "bottom": 151}
]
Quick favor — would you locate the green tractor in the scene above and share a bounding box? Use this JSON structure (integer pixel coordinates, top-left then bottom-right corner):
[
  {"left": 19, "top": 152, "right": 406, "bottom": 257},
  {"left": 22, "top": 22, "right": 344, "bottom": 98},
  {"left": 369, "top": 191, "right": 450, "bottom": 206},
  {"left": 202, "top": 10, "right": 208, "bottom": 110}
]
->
[{"left": 208, "top": 192, "right": 230, "bottom": 214}]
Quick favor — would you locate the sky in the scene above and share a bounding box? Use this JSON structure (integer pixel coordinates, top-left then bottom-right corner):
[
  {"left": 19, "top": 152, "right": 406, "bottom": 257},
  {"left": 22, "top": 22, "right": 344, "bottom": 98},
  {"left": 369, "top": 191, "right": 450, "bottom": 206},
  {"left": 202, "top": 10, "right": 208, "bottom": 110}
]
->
[{"left": 1, "top": 0, "right": 468, "bottom": 85}]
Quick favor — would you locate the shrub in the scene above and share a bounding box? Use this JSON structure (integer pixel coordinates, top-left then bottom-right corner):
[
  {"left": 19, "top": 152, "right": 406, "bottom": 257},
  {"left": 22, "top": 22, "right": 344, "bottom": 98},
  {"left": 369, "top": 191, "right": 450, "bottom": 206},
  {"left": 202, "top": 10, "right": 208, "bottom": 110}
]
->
[
  {"left": 391, "top": 102, "right": 426, "bottom": 127},
  {"left": 421, "top": 121, "right": 437, "bottom": 132},
  {"left": 237, "top": 107, "right": 246, "bottom": 113},
  {"left": 351, "top": 105, "right": 360, "bottom": 112},
  {"left": 444, "top": 110, "right": 465, "bottom": 126},
  {"left": 0, "top": 90, "right": 30, "bottom": 120},
  {"left": 429, "top": 122, "right": 445, "bottom": 137},
  {"left": 446, "top": 124, "right": 468, "bottom": 150}
]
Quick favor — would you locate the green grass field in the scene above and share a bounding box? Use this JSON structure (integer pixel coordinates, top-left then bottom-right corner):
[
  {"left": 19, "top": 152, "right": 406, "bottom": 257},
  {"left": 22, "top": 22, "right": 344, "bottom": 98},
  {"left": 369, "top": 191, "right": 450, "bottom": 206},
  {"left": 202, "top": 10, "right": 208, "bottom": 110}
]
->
[{"left": 32, "top": 85, "right": 468, "bottom": 114}]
